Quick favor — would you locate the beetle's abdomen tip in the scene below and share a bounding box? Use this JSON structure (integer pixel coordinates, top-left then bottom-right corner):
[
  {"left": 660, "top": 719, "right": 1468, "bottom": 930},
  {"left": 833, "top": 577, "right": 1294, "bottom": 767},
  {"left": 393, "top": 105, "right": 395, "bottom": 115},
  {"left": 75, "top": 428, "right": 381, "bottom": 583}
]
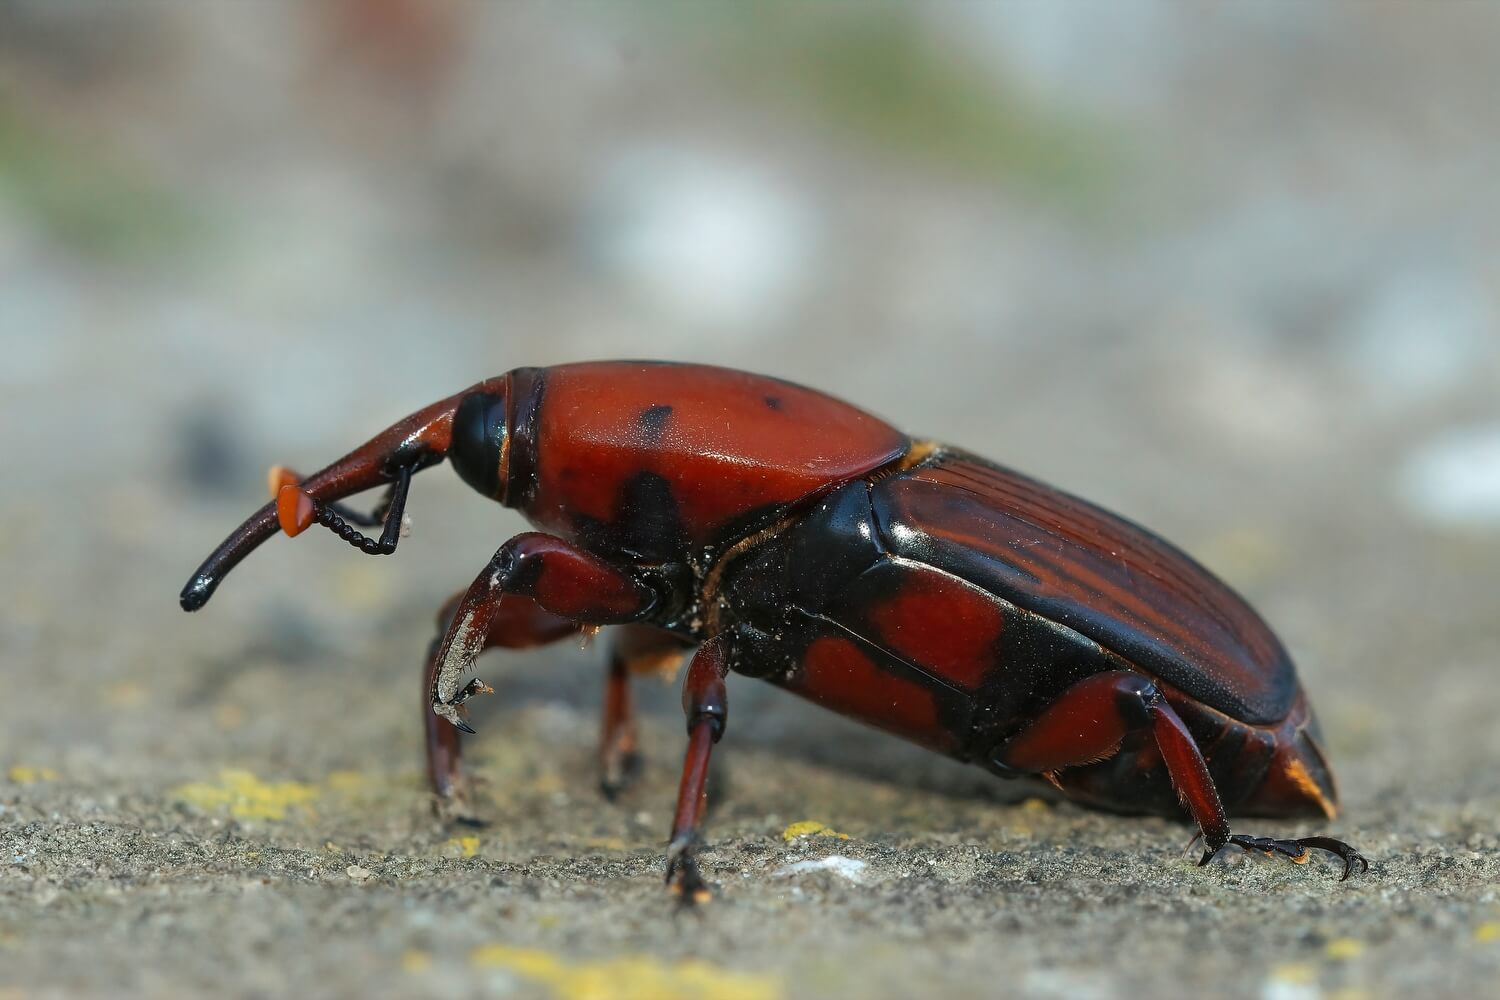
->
[
  {"left": 1239, "top": 726, "right": 1340, "bottom": 820},
  {"left": 180, "top": 575, "right": 215, "bottom": 612}
]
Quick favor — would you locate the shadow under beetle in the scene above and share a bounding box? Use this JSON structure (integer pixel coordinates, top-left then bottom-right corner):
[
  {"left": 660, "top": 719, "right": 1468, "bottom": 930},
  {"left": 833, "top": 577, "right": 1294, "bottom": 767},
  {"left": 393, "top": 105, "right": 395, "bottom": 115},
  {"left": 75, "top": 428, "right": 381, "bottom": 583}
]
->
[{"left": 181, "top": 361, "right": 1366, "bottom": 901}]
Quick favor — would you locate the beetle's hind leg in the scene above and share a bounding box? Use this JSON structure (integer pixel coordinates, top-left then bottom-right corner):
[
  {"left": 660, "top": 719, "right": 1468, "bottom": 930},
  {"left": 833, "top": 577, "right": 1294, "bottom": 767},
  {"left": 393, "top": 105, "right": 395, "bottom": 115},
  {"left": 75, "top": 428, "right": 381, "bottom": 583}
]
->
[
  {"left": 989, "top": 670, "right": 1367, "bottom": 881},
  {"left": 600, "top": 625, "right": 690, "bottom": 800},
  {"left": 1209, "top": 834, "right": 1368, "bottom": 881}
]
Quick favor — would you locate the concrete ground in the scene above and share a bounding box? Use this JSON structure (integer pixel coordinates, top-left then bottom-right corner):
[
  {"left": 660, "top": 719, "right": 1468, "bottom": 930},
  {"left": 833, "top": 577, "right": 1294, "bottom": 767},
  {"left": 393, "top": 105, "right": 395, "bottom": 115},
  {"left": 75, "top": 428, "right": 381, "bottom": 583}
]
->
[{"left": 3, "top": 4, "right": 1500, "bottom": 999}]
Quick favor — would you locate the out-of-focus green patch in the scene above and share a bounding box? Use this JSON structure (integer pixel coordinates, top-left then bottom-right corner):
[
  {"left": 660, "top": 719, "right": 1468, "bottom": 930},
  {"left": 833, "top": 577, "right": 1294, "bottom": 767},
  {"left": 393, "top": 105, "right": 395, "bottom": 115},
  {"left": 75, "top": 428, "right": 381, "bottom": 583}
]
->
[
  {"left": 6, "top": 765, "right": 59, "bottom": 784},
  {"left": 659, "top": 4, "right": 1122, "bottom": 206},
  {"left": 0, "top": 98, "right": 194, "bottom": 257}
]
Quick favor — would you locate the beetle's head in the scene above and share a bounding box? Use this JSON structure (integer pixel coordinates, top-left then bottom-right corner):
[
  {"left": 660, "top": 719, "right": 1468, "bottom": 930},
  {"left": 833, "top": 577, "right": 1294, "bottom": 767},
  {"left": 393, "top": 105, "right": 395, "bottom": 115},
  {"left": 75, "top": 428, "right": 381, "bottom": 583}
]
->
[
  {"left": 179, "top": 374, "right": 514, "bottom": 612},
  {"left": 447, "top": 382, "right": 514, "bottom": 504}
]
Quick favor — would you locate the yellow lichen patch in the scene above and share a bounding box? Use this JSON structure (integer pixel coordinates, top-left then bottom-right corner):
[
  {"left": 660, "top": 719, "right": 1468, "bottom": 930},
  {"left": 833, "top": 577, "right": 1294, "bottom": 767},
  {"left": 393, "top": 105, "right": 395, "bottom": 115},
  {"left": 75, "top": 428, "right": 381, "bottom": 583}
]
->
[
  {"left": 781, "top": 821, "right": 849, "bottom": 842},
  {"left": 1324, "top": 938, "right": 1365, "bottom": 960},
  {"left": 1269, "top": 962, "right": 1317, "bottom": 985},
  {"left": 1020, "top": 797, "right": 1049, "bottom": 812},
  {"left": 1475, "top": 921, "right": 1500, "bottom": 944},
  {"left": 448, "top": 836, "right": 481, "bottom": 858},
  {"left": 171, "top": 769, "right": 318, "bottom": 821},
  {"left": 469, "top": 946, "right": 781, "bottom": 1000},
  {"left": 401, "top": 950, "right": 433, "bottom": 974},
  {"left": 582, "top": 837, "right": 628, "bottom": 852},
  {"left": 7, "top": 765, "right": 59, "bottom": 784}
]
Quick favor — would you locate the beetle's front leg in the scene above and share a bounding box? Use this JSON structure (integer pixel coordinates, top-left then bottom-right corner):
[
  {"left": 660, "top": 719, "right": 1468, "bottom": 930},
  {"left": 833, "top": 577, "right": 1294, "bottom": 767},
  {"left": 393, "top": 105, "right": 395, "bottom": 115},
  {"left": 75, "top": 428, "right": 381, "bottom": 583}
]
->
[
  {"left": 427, "top": 533, "right": 659, "bottom": 761},
  {"left": 990, "top": 671, "right": 1367, "bottom": 880},
  {"left": 423, "top": 589, "right": 579, "bottom": 822},
  {"left": 664, "top": 634, "right": 730, "bottom": 905}
]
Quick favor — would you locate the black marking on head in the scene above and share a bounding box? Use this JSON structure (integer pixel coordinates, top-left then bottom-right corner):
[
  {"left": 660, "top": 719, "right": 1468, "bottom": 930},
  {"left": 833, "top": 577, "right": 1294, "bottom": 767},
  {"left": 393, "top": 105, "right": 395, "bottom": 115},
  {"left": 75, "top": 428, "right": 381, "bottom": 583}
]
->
[{"left": 639, "top": 404, "right": 673, "bottom": 442}]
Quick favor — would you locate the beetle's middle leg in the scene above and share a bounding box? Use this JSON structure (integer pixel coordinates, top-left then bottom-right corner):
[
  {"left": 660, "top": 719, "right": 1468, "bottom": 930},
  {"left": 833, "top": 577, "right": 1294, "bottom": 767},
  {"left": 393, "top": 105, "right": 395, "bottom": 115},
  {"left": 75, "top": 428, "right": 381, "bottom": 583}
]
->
[
  {"left": 990, "top": 671, "right": 1367, "bottom": 880},
  {"left": 664, "top": 633, "right": 730, "bottom": 905},
  {"left": 600, "top": 624, "right": 691, "bottom": 800}
]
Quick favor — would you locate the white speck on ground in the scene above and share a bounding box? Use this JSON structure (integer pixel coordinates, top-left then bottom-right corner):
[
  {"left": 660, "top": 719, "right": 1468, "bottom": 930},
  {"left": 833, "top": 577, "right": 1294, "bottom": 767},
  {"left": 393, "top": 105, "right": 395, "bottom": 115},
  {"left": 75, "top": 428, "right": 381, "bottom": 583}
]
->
[{"left": 774, "top": 855, "right": 868, "bottom": 883}]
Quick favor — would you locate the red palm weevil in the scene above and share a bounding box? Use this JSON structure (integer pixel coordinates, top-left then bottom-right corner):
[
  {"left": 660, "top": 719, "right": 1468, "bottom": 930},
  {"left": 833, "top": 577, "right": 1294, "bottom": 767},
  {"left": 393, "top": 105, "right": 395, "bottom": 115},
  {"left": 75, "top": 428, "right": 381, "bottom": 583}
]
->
[{"left": 181, "top": 361, "right": 1366, "bottom": 900}]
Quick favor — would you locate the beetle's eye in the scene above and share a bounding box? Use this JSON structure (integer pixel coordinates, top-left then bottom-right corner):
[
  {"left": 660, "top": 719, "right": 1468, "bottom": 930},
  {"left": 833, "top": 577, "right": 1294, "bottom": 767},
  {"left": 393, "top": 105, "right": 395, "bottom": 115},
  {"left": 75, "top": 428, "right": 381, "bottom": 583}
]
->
[{"left": 450, "top": 391, "right": 508, "bottom": 500}]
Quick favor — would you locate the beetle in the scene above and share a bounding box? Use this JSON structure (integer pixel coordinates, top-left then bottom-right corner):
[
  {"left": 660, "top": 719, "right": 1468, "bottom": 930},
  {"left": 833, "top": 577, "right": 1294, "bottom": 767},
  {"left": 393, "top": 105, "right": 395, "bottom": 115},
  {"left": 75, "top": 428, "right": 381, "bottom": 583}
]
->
[{"left": 181, "top": 360, "right": 1366, "bottom": 900}]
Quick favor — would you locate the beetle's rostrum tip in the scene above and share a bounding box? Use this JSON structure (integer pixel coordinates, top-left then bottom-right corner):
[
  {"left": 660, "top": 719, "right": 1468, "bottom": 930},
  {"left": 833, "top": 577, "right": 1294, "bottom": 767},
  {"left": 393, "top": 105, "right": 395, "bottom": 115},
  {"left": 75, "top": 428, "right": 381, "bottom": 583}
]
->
[{"left": 179, "top": 574, "right": 215, "bottom": 612}]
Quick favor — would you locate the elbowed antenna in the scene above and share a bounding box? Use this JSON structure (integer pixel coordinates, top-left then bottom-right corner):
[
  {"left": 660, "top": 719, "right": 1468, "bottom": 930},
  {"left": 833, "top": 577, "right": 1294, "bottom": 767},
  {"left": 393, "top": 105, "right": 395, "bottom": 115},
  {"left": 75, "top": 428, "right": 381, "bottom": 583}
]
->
[{"left": 178, "top": 385, "right": 479, "bottom": 611}]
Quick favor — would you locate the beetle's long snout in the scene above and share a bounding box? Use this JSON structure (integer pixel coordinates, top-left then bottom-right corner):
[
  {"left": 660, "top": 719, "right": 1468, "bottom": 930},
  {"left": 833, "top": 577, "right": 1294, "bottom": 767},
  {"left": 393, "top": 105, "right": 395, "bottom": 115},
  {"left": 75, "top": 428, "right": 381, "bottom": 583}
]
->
[{"left": 179, "top": 383, "right": 490, "bottom": 612}]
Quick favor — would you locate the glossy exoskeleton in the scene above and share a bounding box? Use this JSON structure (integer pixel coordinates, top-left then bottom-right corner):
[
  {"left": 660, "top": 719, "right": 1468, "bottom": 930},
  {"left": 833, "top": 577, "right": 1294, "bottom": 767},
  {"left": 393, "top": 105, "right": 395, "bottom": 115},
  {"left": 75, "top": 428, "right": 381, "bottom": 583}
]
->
[{"left": 181, "top": 361, "right": 1366, "bottom": 900}]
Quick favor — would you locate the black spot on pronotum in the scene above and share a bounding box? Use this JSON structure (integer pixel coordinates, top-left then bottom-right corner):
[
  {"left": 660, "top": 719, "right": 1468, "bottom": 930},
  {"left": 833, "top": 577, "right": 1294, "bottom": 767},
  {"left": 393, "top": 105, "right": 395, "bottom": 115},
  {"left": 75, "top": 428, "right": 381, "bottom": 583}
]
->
[
  {"left": 764, "top": 396, "right": 782, "bottom": 411},
  {"left": 639, "top": 404, "right": 673, "bottom": 441},
  {"left": 616, "top": 470, "right": 689, "bottom": 559}
]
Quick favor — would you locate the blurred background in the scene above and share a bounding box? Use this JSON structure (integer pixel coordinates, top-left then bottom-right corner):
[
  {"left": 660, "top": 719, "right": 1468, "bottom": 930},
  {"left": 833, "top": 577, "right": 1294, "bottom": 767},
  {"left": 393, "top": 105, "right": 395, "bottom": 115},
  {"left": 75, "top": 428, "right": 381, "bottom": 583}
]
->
[{"left": 3, "top": 3, "right": 1498, "bottom": 998}]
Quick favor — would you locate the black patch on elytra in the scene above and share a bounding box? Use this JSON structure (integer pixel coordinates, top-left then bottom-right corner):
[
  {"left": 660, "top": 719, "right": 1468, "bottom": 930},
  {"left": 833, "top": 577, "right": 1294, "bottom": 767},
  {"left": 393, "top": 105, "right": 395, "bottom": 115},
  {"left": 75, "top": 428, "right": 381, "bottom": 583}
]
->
[
  {"left": 638, "top": 404, "right": 673, "bottom": 441},
  {"left": 764, "top": 395, "right": 782, "bottom": 411}
]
